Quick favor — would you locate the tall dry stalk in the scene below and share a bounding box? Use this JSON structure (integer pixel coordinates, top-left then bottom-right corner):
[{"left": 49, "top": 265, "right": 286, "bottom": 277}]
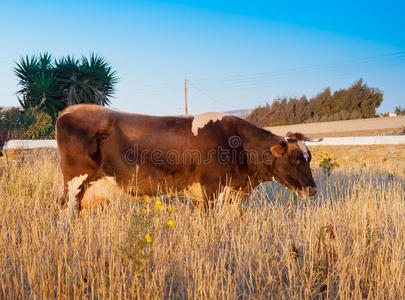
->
[{"left": 0, "top": 155, "right": 404, "bottom": 299}]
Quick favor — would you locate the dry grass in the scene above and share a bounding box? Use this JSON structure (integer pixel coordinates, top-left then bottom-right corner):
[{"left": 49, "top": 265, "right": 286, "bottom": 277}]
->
[
  {"left": 0, "top": 155, "right": 404, "bottom": 299},
  {"left": 309, "top": 145, "right": 405, "bottom": 178}
]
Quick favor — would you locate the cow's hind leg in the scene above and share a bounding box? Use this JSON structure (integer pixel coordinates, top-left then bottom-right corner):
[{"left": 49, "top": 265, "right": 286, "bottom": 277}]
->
[
  {"left": 56, "top": 106, "right": 112, "bottom": 211},
  {"left": 59, "top": 187, "right": 68, "bottom": 208},
  {"left": 60, "top": 173, "right": 101, "bottom": 212}
]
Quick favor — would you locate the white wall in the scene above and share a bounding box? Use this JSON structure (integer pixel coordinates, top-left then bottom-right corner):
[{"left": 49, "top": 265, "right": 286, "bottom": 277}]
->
[
  {"left": 306, "top": 136, "right": 405, "bottom": 146},
  {"left": 3, "top": 140, "right": 57, "bottom": 149},
  {"left": 3, "top": 136, "right": 405, "bottom": 150}
]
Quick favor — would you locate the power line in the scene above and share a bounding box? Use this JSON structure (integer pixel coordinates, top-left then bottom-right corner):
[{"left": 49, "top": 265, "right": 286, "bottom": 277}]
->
[
  {"left": 118, "top": 51, "right": 405, "bottom": 97},
  {"left": 189, "top": 86, "right": 243, "bottom": 109},
  {"left": 188, "top": 52, "right": 405, "bottom": 89},
  {"left": 188, "top": 58, "right": 405, "bottom": 110},
  {"left": 190, "top": 57, "right": 405, "bottom": 91},
  {"left": 188, "top": 51, "right": 405, "bottom": 86}
]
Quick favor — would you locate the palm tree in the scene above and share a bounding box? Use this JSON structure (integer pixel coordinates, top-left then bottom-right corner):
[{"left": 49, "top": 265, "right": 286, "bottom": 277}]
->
[
  {"left": 54, "top": 54, "right": 117, "bottom": 107},
  {"left": 14, "top": 53, "right": 118, "bottom": 119},
  {"left": 15, "top": 53, "right": 64, "bottom": 117}
]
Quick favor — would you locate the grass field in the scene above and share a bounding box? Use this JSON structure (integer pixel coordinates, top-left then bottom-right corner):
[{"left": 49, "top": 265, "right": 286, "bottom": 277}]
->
[{"left": 0, "top": 153, "right": 404, "bottom": 299}]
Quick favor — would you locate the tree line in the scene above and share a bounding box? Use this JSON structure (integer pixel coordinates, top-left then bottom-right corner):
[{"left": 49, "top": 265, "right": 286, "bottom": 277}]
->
[{"left": 246, "top": 79, "right": 383, "bottom": 127}]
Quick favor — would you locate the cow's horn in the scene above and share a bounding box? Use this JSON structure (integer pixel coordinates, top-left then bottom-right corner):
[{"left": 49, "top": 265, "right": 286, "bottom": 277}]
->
[
  {"left": 284, "top": 136, "right": 296, "bottom": 142},
  {"left": 304, "top": 137, "right": 323, "bottom": 142}
]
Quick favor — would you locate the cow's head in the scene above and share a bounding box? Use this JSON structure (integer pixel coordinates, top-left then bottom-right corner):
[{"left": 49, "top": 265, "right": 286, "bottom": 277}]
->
[{"left": 269, "top": 132, "right": 322, "bottom": 198}]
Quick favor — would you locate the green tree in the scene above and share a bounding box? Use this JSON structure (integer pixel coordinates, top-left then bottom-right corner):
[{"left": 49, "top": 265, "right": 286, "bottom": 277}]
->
[
  {"left": 15, "top": 53, "right": 118, "bottom": 119},
  {"left": 395, "top": 106, "right": 405, "bottom": 116},
  {"left": 246, "top": 79, "right": 383, "bottom": 127}
]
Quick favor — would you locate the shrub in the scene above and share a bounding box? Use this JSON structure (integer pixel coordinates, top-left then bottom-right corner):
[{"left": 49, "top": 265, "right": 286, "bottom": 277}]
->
[
  {"left": 319, "top": 152, "right": 340, "bottom": 177},
  {"left": 0, "top": 107, "right": 54, "bottom": 142},
  {"left": 26, "top": 111, "right": 54, "bottom": 139},
  {"left": 119, "top": 208, "right": 155, "bottom": 272}
]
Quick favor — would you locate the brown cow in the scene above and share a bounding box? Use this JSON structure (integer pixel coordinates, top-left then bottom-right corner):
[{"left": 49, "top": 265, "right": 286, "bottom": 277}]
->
[{"left": 56, "top": 104, "right": 321, "bottom": 210}]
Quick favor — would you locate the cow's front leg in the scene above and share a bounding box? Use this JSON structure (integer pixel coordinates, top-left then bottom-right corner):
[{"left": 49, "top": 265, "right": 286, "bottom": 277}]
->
[
  {"left": 218, "top": 186, "right": 232, "bottom": 206},
  {"left": 183, "top": 182, "right": 206, "bottom": 209},
  {"left": 218, "top": 186, "right": 249, "bottom": 206}
]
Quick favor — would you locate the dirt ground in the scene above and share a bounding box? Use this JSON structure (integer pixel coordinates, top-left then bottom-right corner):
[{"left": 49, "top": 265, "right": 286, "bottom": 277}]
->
[
  {"left": 267, "top": 116, "right": 405, "bottom": 137},
  {"left": 307, "top": 127, "right": 405, "bottom": 138}
]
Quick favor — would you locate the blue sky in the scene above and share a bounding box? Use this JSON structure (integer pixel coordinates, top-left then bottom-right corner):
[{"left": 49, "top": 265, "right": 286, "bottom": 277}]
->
[{"left": 0, "top": 0, "right": 404, "bottom": 115}]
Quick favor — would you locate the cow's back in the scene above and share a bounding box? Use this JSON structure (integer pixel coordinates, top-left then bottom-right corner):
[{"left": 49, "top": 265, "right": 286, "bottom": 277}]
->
[{"left": 101, "top": 111, "right": 222, "bottom": 194}]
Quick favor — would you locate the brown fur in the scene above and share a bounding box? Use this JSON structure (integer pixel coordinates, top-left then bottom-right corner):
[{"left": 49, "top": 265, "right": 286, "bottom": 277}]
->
[
  {"left": 270, "top": 143, "right": 286, "bottom": 157},
  {"left": 56, "top": 104, "right": 317, "bottom": 209}
]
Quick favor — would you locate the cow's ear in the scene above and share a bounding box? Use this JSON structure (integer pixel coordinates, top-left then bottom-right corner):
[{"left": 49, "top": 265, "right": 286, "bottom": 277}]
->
[
  {"left": 271, "top": 142, "right": 286, "bottom": 157},
  {"left": 295, "top": 132, "right": 305, "bottom": 140}
]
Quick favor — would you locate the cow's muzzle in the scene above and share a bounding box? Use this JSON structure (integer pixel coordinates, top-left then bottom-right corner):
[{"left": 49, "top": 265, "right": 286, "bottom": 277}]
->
[
  {"left": 308, "top": 186, "right": 317, "bottom": 196},
  {"left": 297, "top": 186, "right": 317, "bottom": 198}
]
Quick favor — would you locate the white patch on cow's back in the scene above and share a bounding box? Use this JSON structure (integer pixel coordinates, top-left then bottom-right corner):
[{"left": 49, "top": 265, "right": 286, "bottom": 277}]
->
[{"left": 191, "top": 112, "right": 225, "bottom": 136}]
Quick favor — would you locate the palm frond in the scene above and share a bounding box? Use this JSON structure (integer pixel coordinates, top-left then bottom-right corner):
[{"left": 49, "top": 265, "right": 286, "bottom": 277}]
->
[
  {"left": 14, "top": 55, "right": 39, "bottom": 86},
  {"left": 38, "top": 52, "right": 53, "bottom": 72}
]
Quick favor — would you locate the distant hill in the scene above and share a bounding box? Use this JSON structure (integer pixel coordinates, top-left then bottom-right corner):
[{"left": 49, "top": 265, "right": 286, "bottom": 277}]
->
[{"left": 223, "top": 109, "right": 252, "bottom": 119}]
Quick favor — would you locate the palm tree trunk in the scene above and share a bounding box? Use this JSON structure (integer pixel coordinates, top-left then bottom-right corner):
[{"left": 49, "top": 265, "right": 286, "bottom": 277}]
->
[
  {"left": 66, "top": 73, "right": 77, "bottom": 107},
  {"left": 66, "top": 84, "right": 74, "bottom": 106}
]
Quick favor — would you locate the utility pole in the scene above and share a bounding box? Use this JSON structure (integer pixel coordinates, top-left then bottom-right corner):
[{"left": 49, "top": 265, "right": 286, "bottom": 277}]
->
[{"left": 184, "top": 78, "right": 188, "bottom": 115}]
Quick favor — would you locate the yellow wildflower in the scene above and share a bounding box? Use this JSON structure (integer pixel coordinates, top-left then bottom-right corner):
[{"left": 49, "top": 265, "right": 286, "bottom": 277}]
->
[
  {"left": 167, "top": 219, "right": 175, "bottom": 228},
  {"left": 168, "top": 204, "right": 174, "bottom": 212},
  {"left": 144, "top": 233, "right": 152, "bottom": 243},
  {"left": 155, "top": 200, "right": 163, "bottom": 210}
]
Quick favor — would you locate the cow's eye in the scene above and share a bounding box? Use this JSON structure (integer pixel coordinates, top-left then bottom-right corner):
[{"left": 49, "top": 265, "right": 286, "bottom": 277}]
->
[{"left": 293, "top": 157, "right": 302, "bottom": 164}]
